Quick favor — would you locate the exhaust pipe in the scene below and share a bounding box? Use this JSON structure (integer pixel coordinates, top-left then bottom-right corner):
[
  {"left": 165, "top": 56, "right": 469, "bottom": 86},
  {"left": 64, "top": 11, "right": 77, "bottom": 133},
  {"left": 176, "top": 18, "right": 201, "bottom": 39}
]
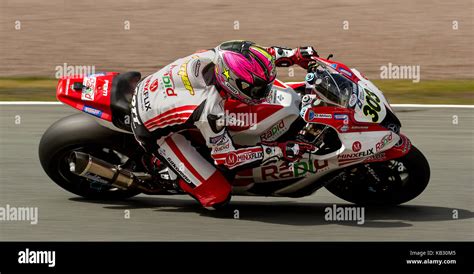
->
[{"left": 69, "top": 151, "right": 144, "bottom": 190}]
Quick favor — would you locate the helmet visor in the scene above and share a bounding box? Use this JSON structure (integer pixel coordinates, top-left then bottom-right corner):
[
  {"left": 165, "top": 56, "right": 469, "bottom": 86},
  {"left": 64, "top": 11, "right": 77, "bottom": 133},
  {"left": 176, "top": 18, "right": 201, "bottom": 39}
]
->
[{"left": 236, "top": 76, "right": 273, "bottom": 101}]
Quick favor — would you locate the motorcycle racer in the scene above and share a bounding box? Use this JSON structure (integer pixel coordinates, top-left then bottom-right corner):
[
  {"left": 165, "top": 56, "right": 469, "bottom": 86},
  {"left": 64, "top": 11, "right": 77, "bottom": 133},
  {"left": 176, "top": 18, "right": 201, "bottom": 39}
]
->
[{"left": 130, "top": 40, "right": 318, "bottom": 208}]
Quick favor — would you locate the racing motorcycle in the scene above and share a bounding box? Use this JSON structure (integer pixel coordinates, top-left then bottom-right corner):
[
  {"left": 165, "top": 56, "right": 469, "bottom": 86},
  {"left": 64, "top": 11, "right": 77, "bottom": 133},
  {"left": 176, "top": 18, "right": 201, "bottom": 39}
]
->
[{"left": 39, "top": 56, "right": 430, "bottom": 206}]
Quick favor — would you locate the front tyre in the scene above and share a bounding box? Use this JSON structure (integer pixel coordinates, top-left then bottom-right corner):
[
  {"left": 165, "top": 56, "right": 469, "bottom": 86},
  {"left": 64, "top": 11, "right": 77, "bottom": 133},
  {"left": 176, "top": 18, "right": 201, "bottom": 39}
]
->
[
  {"left": 39, "top": 114, "right": 142, "bottom": 200},
  {"left": 325, "top": 146, "right": 430, "bottom": 206}
]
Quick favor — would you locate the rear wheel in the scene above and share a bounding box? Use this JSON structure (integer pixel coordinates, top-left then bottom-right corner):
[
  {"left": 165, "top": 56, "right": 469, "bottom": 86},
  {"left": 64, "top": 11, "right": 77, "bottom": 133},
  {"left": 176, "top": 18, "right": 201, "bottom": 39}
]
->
[
  {"left": 39, "top": 114, "right": 143, "bottom": 200},
  {"left": 325, "top": 146, "right": 430, "bottom": 206}
]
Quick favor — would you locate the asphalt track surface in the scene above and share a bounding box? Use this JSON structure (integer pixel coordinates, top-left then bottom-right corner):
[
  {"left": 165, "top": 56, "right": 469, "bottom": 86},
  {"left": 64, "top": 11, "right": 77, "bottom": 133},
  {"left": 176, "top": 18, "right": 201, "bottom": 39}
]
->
[{"left": 0, "top": 105, "right": 472, "bottom": 241}]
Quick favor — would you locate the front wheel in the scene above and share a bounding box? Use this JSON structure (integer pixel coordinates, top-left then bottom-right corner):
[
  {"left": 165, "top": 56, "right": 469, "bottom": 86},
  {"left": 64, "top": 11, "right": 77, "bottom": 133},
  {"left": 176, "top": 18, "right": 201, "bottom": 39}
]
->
[
  {"left": 325, "top": 146, "right": 430, "bottom": 206},
  {"left": 39, "top": 114, "right": 143, "bottom": 200}
]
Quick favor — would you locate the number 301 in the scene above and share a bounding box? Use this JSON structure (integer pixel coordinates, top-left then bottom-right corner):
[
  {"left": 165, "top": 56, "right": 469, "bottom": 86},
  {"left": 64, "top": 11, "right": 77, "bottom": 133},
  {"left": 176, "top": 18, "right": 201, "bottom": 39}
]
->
[{"left": 363, "top": 89, "right": 381, "bottom": 122}]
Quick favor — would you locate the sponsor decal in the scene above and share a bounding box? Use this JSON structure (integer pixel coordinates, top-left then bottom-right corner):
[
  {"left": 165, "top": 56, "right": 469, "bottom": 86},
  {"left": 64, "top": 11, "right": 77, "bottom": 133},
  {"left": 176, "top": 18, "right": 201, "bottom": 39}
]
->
[
  {"left": 338, "top": 148, "right": 375, "bottom": 160},
  {"left": 261, "top": 159, "right": 329, "bottom": 181},
  {"left": 165, "top": 156, "right": 194, "bottom": 186},
  {"left": 364, "top": 152, "right": 386, "bottom": 162},
  {"left": 352, "top": 141, "right": 362, "bottom": 152},
  {"left": 266, "top": 90, "right": 277, "bottom": 104},
  {"left": 334, "top": 113, "right": 349, "bottom": 125},
  {"left": 226, "top": 151, "right": 263, "bottom": 167},
  {"left": 212, "top": 142, "right": 230, "bottom": 153},
  {"left": 375, "top": 132, "right": 393, "bottom": 152},
  {"left": 149, "top": 79, "right": 158, "bottom": 92},
  {"left": 192, "top": 59, "right": 201, "bottom": 77},
  {"left": 277, "top": 94, "right": 284, "bottom": 102},
  {"left": 339, "top": 68, "right": 352, "bottom": 77},
  {"left": 357, "top": 86, "right": 365, "bottom": 104},
  {"left": 141, "top": 78, "right": 152, "bottom": 111},
  {"left": 315, "top": 113, "right": 332, "bottom": 119},
  {"left": 162, "top": 73, "right": 176, "bottom": 96},
  {"left": 224, "top": 81, "right": 240, "bottom": 95},
  {"left": 81, "top": 76, "right": 96, "bottom": 101},
  {"left": 340, "top": 125, "right": 349, "bottom": 132},
  {"left": 292, "top": 159, "right": 329, "bottom": 177},
  {"left": 394, "top": 135, "right": 411, "bottom": 153},
  {"left": 178, "top": 59, "right": 195, "bottom": 95},
  {"left": 349, "top": 93, "right": 357, "bottom": 107},
  {"left": 209, "top": 132, "right": 227, "bottom": 145},
  {"left": 308, "top": 109, "right": 316, "bottom": 120},
  {"left": 351, "top": 125, "right": 369, "bottom": 130},
  {"left": 82, "top": 106, "right": 102, "bottom": 118},
  {"left": 222, "top": 67, "right": 231, "bottom": 81},
  {"left": 260, "top": 120, "right": 286, "bottom": 141},
  {"left": 102, "top": 80, "right": 109, "bottom": 96}
]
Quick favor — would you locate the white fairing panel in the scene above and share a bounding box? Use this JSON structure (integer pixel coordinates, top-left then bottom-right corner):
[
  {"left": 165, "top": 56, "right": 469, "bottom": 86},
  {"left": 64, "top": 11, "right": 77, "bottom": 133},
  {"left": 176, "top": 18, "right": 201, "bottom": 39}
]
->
[
  {"left": 351, "top": 69, "right": 391, "bottom": 124},
  {"left": 229, "top": 84, "right": 301, "bottom": 146}
]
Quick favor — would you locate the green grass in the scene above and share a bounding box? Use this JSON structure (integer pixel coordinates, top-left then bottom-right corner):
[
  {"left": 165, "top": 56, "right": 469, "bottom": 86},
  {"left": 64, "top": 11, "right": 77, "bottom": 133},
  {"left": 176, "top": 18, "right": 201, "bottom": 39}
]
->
[
  {"left": 372, "top": 79, "right": 474, "bottom": 104},
  {"left": 0, "top": 77, "right": 472, "bottom": 104},
  {"left": 0, "top": 77, "right": 57, "bottom": 101}
]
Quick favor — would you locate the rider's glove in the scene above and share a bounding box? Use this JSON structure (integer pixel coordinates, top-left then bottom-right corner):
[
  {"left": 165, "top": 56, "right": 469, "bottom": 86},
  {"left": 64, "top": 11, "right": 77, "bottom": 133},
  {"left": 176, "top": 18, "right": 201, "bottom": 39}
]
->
[
  {"left": 293, "top": 46, "right": 319, "bottom": 69},
  {"left": 261, "top": 141, "right": 316, "bottom": 163}
]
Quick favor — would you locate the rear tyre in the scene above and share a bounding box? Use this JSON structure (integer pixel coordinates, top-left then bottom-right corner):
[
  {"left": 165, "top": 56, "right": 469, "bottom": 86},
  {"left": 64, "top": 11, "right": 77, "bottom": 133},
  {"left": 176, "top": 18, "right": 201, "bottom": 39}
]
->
[
  {"left": 39, "top": 114, "right": 143, "bottom": 200},
  {"left": 325, "top": 146, "right": 430, "bottom": 206}
]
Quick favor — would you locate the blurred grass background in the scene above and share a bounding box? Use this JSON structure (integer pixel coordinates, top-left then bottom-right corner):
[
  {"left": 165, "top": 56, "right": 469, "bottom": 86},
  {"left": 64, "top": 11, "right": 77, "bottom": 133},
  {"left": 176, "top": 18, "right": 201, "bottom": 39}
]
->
[{"left": 0, "top": 77, "right": 472, "bottom": 104}]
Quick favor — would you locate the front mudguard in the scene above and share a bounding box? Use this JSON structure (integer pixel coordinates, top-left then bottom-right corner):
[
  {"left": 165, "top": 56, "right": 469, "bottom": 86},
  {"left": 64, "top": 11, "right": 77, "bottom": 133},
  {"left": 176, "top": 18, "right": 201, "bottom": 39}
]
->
[{"left": 364, "top": 134, "right": 412, "bottom": 163}]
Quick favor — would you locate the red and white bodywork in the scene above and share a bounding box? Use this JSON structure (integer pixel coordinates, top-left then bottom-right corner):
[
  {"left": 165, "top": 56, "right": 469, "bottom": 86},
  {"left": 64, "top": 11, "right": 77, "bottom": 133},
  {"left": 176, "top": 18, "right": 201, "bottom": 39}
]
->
[{"left": 55, "top": 56, "right": 412, "bottom": 197}]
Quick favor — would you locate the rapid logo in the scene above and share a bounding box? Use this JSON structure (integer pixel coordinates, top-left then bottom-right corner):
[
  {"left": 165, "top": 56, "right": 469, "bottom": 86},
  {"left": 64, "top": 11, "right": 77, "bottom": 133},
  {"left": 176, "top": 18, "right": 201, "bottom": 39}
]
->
[
  {"left": 162, "top": 73, "right": 176, "bottom": 96},
  {"left": 260, "top": 159, "right": 329, "bottom": 181},
  {"left": 81, "top": 76, "right": 96, "bottom": 101},
  {"left": 375, "top": 132, "right": 393, "bottom": 151},
  {"left": 212, "top": 142, "right": 230, "bottom": 153},
  {"left": 260, "top": 120, "right": 285, "bottom": 141}
]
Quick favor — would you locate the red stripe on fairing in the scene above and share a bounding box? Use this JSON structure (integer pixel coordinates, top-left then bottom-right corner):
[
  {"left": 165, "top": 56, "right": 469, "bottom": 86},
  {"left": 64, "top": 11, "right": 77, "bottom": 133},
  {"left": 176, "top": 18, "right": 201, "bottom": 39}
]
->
[
  {"left": 144, "top": 105, "right": 197, "bottom": 126},
  {"left": 273, "top": 79, "right": 287, "bottom": 88},
  {"left": 165, "top": 137, "right": 206, "bottom": 183},
  {"left": 285, "top": 82, "right": 305, "bottom": 89},
  {"left": 145, "top": 113, "right": 193, "bottom": 129}
]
